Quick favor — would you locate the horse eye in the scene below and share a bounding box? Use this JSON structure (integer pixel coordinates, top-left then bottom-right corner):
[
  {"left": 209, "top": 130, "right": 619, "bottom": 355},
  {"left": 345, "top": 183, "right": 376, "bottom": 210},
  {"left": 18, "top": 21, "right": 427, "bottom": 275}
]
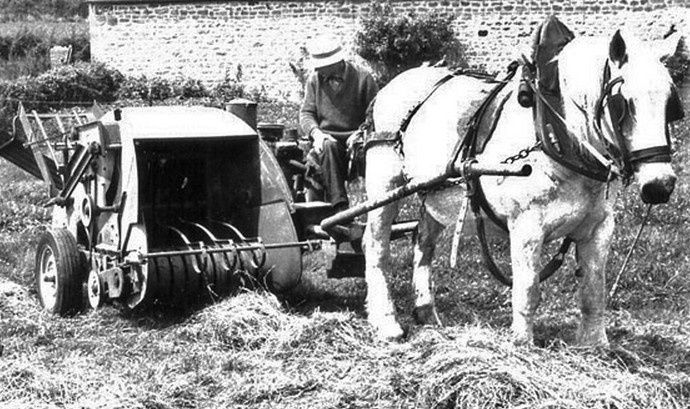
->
[{"left": 627, "top": 99, "right": 636, "bottom": 116}]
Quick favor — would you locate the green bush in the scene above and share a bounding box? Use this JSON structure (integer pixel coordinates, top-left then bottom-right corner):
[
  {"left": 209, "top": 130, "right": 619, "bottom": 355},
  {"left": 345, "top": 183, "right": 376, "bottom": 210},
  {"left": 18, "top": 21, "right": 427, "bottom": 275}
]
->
[
  {"left": 146, "top": 77, "right": 174, "bottom": 101},
  {"left": 212, "top": 77, "right": 247, "bottom": 102},
  {"left": 0, "top": 61, "right": 123, "bottom": 144},
  {"left": 116, "top": 75, "right": 148, "bottom": 100},
  {"left": 355, "top": 1, "right": 466, "bottom": 84},
  {"left": 176, "top": 77, "right": 208, "bottom": 99},
  {"left": 0, "top": 61, "right": 123, "bottom": 116},
  {"left": 33, "top": 61, "right": 123, "bottom": 103},
  {"left": 210, "top": 64, "right": 268, "bottom": 103},
  {"left": 117, "top": 75, "right": 210, "bottom": 102}
]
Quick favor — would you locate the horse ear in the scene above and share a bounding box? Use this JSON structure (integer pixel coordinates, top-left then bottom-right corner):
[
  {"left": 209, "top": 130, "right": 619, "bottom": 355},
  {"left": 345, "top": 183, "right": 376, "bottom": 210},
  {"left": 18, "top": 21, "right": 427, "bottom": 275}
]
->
[
  {"left": 609, "top": 30, "right": 628, "bottom": 68},
  {"left": 650, "top": 32, "right": 682, "bottom": 61}
]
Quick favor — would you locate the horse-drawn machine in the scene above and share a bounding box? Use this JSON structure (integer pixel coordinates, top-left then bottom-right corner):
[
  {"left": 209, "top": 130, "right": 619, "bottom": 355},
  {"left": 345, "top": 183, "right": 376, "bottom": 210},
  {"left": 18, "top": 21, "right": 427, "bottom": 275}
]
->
[
  {"left": 0, "top": 100, "right": 528, "bottom": 315},
  {"left": 0, "top": 16, "right": 683, "bottom": 350}
]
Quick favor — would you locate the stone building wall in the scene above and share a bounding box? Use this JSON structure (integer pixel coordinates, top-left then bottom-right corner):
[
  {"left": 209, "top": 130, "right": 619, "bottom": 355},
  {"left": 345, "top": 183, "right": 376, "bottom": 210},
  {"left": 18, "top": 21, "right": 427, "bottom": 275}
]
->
[{"left": 88, "top": 0, "right": 689, "bottom": 100}]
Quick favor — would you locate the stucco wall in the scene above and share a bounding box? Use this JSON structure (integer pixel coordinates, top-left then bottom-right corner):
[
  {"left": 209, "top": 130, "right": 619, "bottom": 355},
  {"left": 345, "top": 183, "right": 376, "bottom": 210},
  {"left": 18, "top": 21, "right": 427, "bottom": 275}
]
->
[{"left": 88, "top": 0, "right": 689, "bottom": 101}]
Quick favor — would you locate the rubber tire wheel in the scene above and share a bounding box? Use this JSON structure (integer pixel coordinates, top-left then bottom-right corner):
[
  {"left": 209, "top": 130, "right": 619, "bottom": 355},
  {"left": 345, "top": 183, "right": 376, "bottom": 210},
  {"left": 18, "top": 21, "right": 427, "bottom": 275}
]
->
[{"left": 34, "top": 228, "right": 86, "bottom": 316}]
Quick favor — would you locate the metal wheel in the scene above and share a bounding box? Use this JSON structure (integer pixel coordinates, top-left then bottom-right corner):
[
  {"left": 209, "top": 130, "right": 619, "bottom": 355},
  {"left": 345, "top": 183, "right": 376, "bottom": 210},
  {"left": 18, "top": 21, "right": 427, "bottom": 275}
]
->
[
  {"left": 34, "top": 229, "right": 86, "bottom": 315},
  {"left": 86, "top": 269, "right": 105, "bottom": 310}
]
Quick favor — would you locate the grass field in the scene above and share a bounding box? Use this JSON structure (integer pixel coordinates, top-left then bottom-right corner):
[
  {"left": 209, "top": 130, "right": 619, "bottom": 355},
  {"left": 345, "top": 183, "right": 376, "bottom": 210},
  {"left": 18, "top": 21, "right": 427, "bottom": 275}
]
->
[{"left": 0, "top": 89, "right": 689, "bottom": 407}]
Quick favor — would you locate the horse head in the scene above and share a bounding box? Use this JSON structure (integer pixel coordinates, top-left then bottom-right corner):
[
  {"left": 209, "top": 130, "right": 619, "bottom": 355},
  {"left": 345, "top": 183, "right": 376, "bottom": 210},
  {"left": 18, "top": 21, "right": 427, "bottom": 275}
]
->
[{"left": 600, "top": 30, "right": 682, "bottom": 204}]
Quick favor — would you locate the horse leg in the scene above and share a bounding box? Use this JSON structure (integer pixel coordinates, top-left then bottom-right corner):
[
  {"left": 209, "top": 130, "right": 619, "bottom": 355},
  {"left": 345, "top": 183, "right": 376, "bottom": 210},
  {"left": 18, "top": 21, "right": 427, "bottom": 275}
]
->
[
  {"left": 509, "top": 216, "right": 544, "bottom": 344},
  {"left": 412, "top": 208, "right": 444, "bottom": 326},
  {"left": 575, "top": 215, "right": 613, "bottom": 347},
  {"left": 363, "top": 145, "right": 404, "bottom": 340}
]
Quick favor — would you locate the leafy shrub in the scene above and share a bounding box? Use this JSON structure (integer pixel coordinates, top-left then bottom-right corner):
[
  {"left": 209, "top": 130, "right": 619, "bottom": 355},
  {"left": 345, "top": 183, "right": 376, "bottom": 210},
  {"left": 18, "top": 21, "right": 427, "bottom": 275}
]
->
[
  {"left": 146, "top": 77, "right": 174, "bottom": 101},
  {"left": 0, "top": 62, "right": 123, "bottom": 145},
  {"left": 33, "top": 61, "right": 123, "bottom": 103},
  {"left": 117, "top": 75, "right": 210, "bottom": 102},
  {"left": 211, "top": 64, "right": 247, "bottom": 101},
  {"left": 210, "top": 64, "right": 269, "bottom": 103},
  {"left": 212, "top": 77, "right": 246, "bottom": 101},
  {"left": 0, "top": 62, "right": 123, "bottom": 115},
  {"left": 176, "top": 77, "right": 208, "bottom": 99},
  {"left": 116, "top": 75, "right": 148, "bottom": 100},
  {"left": 355, "top": 1, "right": 466, "bottom": 84}
]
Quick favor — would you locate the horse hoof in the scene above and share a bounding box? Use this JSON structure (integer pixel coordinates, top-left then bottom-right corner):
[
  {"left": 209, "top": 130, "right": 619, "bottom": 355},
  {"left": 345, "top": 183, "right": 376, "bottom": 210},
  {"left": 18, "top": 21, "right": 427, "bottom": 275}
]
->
[
  {"left": 413, "top": 304, "right": 442, "bottom": 326},
  {"left": 370, "top": 317, "right": 404, "bottom": 342},
  {"left": 510, "top": 326, "right": 534, "bottom": 346}
]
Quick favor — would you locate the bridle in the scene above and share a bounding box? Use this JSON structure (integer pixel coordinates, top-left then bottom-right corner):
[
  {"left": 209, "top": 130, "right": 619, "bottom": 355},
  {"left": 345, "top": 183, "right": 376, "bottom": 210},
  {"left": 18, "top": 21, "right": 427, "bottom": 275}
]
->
[{"left": 593, "top": 63, "right": 673, "bottom": 183}]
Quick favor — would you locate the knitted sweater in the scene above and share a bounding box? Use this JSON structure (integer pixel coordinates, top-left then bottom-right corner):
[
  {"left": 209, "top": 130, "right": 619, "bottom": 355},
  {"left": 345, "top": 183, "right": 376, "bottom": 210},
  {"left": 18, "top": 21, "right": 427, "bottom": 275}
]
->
[{"left": 299, "top": 61, "right": 378, "bottom": 139}]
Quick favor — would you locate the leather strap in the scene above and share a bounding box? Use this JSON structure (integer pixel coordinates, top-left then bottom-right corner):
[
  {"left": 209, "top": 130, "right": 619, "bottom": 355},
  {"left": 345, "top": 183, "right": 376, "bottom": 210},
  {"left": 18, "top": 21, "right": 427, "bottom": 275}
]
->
[
  {"left": 473, "top": 202, "right": 573, "bottom": 286},
  {"left": 628, "top": 145, "right": 672, "bottom": 165},
  {"left": 447, "top": 64, "right": 519, "bottom": 176}
]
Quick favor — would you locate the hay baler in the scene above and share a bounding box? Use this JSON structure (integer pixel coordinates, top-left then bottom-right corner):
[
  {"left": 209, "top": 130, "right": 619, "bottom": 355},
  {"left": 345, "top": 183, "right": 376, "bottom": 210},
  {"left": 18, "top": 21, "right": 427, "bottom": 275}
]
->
[
  {"left": 0, "top": 101, "right": 531, "bottom": 315},
  {"left": 1, "top": 104, "right": 336, "bottom": 314}
]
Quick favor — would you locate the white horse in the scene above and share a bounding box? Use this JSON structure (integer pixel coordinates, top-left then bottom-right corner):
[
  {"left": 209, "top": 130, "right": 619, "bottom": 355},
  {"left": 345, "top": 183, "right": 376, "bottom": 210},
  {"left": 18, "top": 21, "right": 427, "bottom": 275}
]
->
[{"left": 363, "top": 29, "right": 681, "bottom": 345}]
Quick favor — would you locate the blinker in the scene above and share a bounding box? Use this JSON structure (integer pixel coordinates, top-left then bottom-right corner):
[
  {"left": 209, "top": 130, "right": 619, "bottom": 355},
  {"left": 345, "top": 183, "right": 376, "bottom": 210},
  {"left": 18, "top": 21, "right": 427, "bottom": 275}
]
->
[{"left": 608, "top": 93, "right": 628, "bottom": 126}]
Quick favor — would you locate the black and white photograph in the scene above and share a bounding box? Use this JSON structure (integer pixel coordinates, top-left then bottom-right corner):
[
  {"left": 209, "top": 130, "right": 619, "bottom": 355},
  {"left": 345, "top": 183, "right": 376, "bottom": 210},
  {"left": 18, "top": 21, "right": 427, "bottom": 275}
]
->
[{"left": 0, "top": 0, "right": 688, "bottom": 407}]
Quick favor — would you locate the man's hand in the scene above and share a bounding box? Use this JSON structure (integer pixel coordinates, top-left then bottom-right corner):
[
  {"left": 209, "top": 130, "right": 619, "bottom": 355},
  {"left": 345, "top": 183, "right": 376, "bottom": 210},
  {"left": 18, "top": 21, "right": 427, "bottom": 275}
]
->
[{"left": 311, "top": 129, "right": 335, "bottom": 154}]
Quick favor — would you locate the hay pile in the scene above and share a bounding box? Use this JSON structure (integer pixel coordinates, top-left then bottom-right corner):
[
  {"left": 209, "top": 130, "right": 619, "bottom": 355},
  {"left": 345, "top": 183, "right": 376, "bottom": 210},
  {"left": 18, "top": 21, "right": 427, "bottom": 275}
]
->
[{"left": 1, "top": 286, "right": 687, "bottom": 408}]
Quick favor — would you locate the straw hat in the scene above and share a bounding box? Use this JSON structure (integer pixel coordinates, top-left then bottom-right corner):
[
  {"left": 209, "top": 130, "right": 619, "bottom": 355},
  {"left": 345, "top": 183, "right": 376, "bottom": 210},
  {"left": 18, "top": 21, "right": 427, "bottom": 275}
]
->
[{"left": 307, "top": 36, "right": 346, "bottom": 69}]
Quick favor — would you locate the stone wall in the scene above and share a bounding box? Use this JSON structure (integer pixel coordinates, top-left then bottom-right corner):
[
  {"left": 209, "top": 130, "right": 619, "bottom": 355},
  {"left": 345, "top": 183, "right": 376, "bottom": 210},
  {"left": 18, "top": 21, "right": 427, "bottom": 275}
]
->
[{"left": 88, "top": 0, "right": 689, "bottom": 101}]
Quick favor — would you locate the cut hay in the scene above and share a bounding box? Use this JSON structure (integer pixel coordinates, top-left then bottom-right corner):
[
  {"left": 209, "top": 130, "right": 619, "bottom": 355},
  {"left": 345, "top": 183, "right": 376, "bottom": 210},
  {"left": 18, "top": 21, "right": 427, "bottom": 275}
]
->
[
  {"left": 400, "top": 327, "right": 684, "bottom": 409},
  {"left": 0, "top": 281, "right": 688, "bottom": 408}
]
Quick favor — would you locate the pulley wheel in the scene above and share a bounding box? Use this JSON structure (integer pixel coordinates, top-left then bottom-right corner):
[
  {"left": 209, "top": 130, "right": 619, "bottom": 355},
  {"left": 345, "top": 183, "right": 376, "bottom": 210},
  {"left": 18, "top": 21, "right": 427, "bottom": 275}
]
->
[{"left": 86, "top": 269, "right": 105, "bottom": 310}]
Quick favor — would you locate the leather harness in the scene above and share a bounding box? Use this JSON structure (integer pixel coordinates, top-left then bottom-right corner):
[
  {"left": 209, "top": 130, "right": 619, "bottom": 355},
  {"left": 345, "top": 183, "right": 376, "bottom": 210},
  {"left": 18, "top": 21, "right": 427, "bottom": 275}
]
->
[
  {"left": 360, "top": 50, "right": 683, "bottom": 287},
  {"left": 363, "top": 63, "right": 573, "bottom": 286}
]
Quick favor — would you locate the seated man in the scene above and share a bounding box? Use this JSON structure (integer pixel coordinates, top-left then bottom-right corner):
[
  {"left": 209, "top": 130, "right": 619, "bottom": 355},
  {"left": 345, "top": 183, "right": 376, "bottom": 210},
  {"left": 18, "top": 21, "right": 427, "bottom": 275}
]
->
[{"left": 299, "top": 35, "right": 378, "bottom": 211}]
